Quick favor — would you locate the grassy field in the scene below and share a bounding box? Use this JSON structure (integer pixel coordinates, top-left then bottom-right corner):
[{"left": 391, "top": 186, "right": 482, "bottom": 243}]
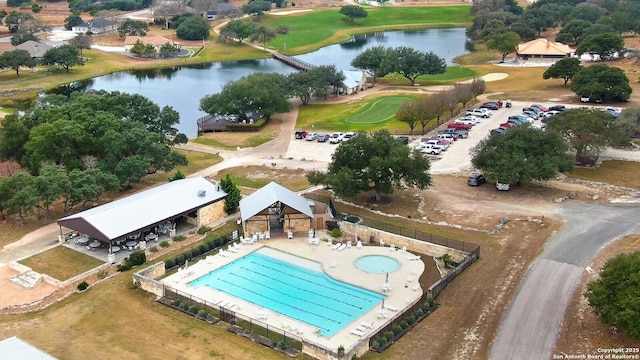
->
[
  {"left": 19, "top": 246, "right": 104, "bottom": 281},
  {"left": 298, "top": 94, "right": 424, "bottom": 132},
  {"left": 264, "top": 7, "right": 472, "bottom": 54},
  {"left": 344, "top": 96, "right": 411, "bottom": 123},
  {"left": 565, "top": 160, "right": 640, "bottom": 189},
  {"left": 213, "top": 166, "right": 311, "bottom": 192}
]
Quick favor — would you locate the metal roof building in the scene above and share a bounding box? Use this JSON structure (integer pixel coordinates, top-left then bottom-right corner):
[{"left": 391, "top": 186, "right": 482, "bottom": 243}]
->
[{"left": 57, "top": 177, "right": 227, "bottom": 242}]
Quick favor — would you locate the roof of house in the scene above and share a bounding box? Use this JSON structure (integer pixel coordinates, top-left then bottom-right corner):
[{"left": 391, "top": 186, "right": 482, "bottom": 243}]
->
[
  {"left": 0, "top": 337, "right": 58, "bottom": 360},
  {"left": 124, "top": 35, "right": 174, "bottom": 46},
  {"left": 342, "top": 70, "right": 364, "bottom": 89},
  {"left": 239, "top": 182, "right": 313, "bottom": 222},
  {"left": 515, "top": 38, "right": 573, "bottom": 56},
  {"left": 15, "top": 41, "right": 53, "bottom": 58},
  {"left": 57, "top": 177, "right": 227, "bottom": 242},
  {"left": 76, "top": 18, "right": 117, "bottom": 29}
]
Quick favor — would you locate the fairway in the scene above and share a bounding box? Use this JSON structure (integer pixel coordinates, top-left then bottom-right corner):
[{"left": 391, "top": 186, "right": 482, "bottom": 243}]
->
[{"left": 344, "top": 96, "right": 411, "bottom": 124}]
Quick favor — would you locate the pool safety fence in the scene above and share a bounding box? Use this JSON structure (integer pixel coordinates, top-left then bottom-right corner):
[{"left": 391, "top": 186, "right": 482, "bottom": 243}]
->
[
  {"left": 351, "top": 216, "right": 481, "bottom": 257},
  {"left": 162, "top": 286, "right": 303, "bottom": 352}
]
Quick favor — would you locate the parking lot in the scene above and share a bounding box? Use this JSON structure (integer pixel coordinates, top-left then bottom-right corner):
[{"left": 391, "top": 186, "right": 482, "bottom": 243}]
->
[{"left": 285, "top": 100, "right": 564, "bottom": 175}]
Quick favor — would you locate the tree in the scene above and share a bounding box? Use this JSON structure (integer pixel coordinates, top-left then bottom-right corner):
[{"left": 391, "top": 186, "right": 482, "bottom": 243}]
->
[
  {"left": 577, "top": 33, "right": 624, "bottom": 60},
  {"left": 379, "top": 47, "right": 446, "bottom": 86},
  {"left": 176, "top": 15, "right": 210, "bottom": 41},
  {"left": 64, "top": 14, "right": 84, "bottom": 30},
  {"left": 417, "top": 96, "right": 442, "bottom": 134},
  {"left": 158, "top": 42, "right": 178, "bottom": 58},
  {"left": 306, "top": 130, "right": 432, "bottom": 202},
  {"left": 471, "top": 126, "right": 574, "bottom": 186},
  {"left": 1, "top": 171, "right": 38, "bottom": 224},
  {"left": 543, "top": 57, "right": 583, "bottom": 87},
  {"left": 0, "top": 49, "right": 36, "bottom": 78},
  {"left": 200, "top": 72, "right": 291, "bottom": 120},
  {"left": 555, "top": 19, "right": 591, "bottom": 45},
  {"left": 10, "top": 32, "right": 38, "bottom": 46},
  {"left": 339, "top": 5, "right": 367, "bottom": 23},
  {"left": 40, "top": 44, "right": 84, "bottom": 73},
  {"left": 118, "top": 19, "right": 149, "bottom": 39},
  {"left": 242, "top": 0, "right": 272, "bottom": 17},
  {"left": 221, "top": 19, "right": 255, "bottom": 43},
  {"left": 570, "top": 63, "right": 632, "bottom": 102},
  {"left": 4, "top": 12, "right": 35, "bottom": 33},
  {"left": 546, "top": 107, "right": 629, "bottom": 165},
  {"left": 130, "top": 40, "right": 157, "bottom": 57},
  {"left": 61, "top": 168, "right": 119, "bottom": 213},
  {"left": 276, "top": 25, "right": 289, "bottom": 50},
  {"left": 509, "top": 21, "right": 536, "bottom": 42},
  {"left": 395, "top": 100, "right": 421, "bottom": 135},
  {"left": 69, "top": 34, "right": 93, "bottom": 57},
  {"left": 250, "top": 25, "right": 275, "bottom": 50},
  {"left": 220, "top": 173, "right": 242, "bottom": 214},
  {"left": 487, "top": 31, "right": 520, "bottom": 63},
  {"left": 586, "top": 251, "right": 640, "bottom": 340},
  {"left": 287, "top": 70, "right": 315, "bottom": 105},
  {"left": 351, "top": 46, "right": 387, "bottom": 85}
]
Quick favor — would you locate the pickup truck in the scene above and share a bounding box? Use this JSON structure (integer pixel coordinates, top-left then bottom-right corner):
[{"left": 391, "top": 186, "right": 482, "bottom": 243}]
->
[
  {"left": 466, "top": 108, "right": 492, "bottom": 118},
  {"left": 439, "top": 128, "right": 469, "bottom": 139},
  {"left": 419, "top": 144, "right": 441, "bottom": 155},
  {"left": 448, "top": 123, "right": 472, "bottom": 131},
  {"left": 421, "top": 139, "right": 448, "bottom": 151}
]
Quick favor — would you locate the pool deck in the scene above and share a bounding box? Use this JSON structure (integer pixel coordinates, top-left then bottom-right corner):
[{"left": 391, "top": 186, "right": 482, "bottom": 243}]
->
[{"left": 162, "top": 235, "right": 426, "bottom": 354}]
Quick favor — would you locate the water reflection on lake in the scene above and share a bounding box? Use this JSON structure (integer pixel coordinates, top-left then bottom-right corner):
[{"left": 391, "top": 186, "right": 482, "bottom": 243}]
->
[{"left": 67, "top": 28, "right": 467, "bottom": 138}]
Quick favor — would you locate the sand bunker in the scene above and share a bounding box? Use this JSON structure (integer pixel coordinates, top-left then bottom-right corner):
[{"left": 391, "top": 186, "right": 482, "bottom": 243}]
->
[{"left": 271, "top": 9, "right": 313, "bottom": 15}]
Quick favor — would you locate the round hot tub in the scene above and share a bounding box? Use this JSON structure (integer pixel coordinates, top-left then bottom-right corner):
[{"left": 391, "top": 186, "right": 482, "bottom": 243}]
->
[{"left": 355, "top": 255, "right": 400, "bottom": 274}]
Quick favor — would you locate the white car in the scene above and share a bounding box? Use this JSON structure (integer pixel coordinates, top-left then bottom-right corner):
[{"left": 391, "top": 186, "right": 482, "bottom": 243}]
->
[
  {"left": 342, "top": 132, "right": 355, "bottom": 141},
  {"left": 459, "top": 115, "right": 480, "bottom": 124},
  {"left": 305, "top": 132, "right": 318, "bottom": 141},
  {"left": 329, "top": 132, "right": 343, "bottom": 144},
  {"left": 604, "top": 107, "right": 622, "bottom": 114},
  {"left": 419, "top": 145, "right": 441, "bottom": 155},
  {"left": 438, "top": 133, "right": 456, "bottom": 141},
  {"left": 466, "top": 108, "right": 492, "bottom": 118},
  {"left": 422, "top": 139, "right": 448, "bottom": 151},
  {"left": 454, "top": 118, "right": 476, "bottom": 126}
]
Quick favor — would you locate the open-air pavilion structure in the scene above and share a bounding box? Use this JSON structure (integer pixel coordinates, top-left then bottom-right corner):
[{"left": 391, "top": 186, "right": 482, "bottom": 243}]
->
[{"left": 57, "top": 177, "right": 227, "bottom": 255}]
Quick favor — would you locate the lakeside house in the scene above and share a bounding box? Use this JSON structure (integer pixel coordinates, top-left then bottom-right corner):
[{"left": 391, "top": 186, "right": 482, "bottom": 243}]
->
[
  {"left": 124, "top": 35, "right": 180, "bottom": 51},
  {"left": 515, "top": 38, "right": 573, "bottom": 62},
  {"left": 72, "top": 18, "right": 118, "bottom": 34}
]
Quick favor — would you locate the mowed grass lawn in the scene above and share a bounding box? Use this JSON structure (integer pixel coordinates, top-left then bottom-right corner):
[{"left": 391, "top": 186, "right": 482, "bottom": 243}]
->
[
  {"left": 298, "top": 95, "right": 419, "bottom": 132},
  {"left": 19, "top": 246, "right": 104, "bottom": 281},
  {"left": 264, "top": 6, "right": 471, "bottom": 54}
]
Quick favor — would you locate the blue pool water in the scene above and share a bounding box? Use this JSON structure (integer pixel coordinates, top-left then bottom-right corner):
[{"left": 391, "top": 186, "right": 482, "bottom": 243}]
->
[
  {"left": 189, "top": 248, "right": 385, "bottom": 337},
  {"left": 355, "top": 255, "right": 401, "bottom": 274}
]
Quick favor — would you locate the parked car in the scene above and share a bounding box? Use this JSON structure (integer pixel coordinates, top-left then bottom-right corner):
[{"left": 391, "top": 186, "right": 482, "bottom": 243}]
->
[
  {"left": 316, "top": 134, "right": 329, "bottom": 142},
  {"left": 468, "top": 173, "right": 486, "bottom": 186},
  {"left": 548, "top": 104, "right": 567, "bottom": 112},
  {"left": 523, "top": 107, "right": 544, "bottom": 117},
  {"left": 466, "top": 108, "right": 492, "bottom": 118},
  {"left": 522, "top": 110, "right": 541, "bottom": 120},
  {"left": 329, "top": 132, "right": 343, "bottom": 144},
  {"left": 496, "top": 181, "right": 510, "bottom": 191},
  {"left": 448, "top": 123, "right": 472, "bottom": 131},
  {"left": 491, "top": 127, "right": 508, "bottom": 135},
  {"left": 395, "top": 136, "right": 410, "bottom": 145},
  {"left": 455, "top": 118, "right": 477, "bottom": 126},
  {"left": 422, "top": 139, "right": 448, "bottom": 151},
  {"left": 459, "top": 115, "right": 481, "bottom": 124},
  {"left": 499, "top": 122, "right": 516, "bottom": 128},
  {"left": 480, "top": 102, "right": 499, "bottom": 110},
  {"left": 509, "top": 115, "right": 534, "bottom": 124},
  {"left": 603, "top": 109, "right": 620, "bottom": 118},
  {"left": 419, "top": 144, "right": 441, "bottom": 155},
  {"left": 604, "top": 107, "right": 622, "bottom": 115},
  {"left": 580, "top": 96, "right": 591, "bottom": 103},
  {"left": 438, "top": 133, "right": 457, "bottom": 141},
  {"left": 530, "top": 104, "right": 549, "bottom": 112},
  {"left": 342, "top": 132, "right": 355, "bottom": 141},
  {"left": 305, "top": 132, "right": 318, "bottom": 141},
  {"left": 439, "top": 128, "right": 469, "bottom": 139},
  {"left": 294, "top": 130, "right": 308, "bottom": 139},
  {"left": 507, "top": 118, "right": 525, "bottom": 126}
]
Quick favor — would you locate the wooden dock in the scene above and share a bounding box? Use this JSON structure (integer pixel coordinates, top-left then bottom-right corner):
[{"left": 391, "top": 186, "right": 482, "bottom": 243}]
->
[{"left": 272, "top": 52, "right": 315, "bottom": 71}]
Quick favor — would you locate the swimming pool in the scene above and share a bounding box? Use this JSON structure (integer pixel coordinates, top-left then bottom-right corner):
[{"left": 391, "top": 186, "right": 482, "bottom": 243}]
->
[
  {"left": 355, "top": 255, "right": 401, "bottom": 274},
  {"left": 189, "top": 247, "right": 385, "bottom": 337}
]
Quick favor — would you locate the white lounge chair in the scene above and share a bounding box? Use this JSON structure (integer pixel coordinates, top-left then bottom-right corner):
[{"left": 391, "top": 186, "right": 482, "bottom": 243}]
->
[
  {"left": 346, "top": 241, "right": 352, "bottom": 249},
  {"left": 412, "top": 285, "right": 420, "bottom": 292},
  {"left": 407, "top": 275, "right": 415, "bottom": 282},
  {"left": 351, "top": 328, "right": 366, "bottom": 337},
  {"left": 385, "top": 304, "right": 399, "bottom": 312},
  {"left": 219, "top": 250, "right": 229, "bottom": 257},
  {"left": 356, "top": 240, "right": 362, "bottom": 249},
  {"left": 401, "top": 246, "right": 407, "bottom": 252},
  {"left": 380, "top": 239, "right": 385, "bottom": 247},
  {"left": 327, "top": 238, "right": 333, "bottom": 246},
  {"left": 390, "top": 244, "right": 396, "bottom": 251},
  {"left": 287, "top": 230, "right": 293, "bottom": 239},
  {"left": 338, "top": 243, "right": 346, "bottom": 251},
  {"left": 361, "top": 322, "right": 373, "bottom": 329},
  {"left": 228, "top": 245, "right": 238, "bottom": 253},
  {"left": 265, "top": 232, "right": 270, "bottom": 240},
  {"left": 332, "top": 243, "right": 342, "bottom": 250},
  {"left": 407, "top": 255, "right": 421, "bottom": 261}
]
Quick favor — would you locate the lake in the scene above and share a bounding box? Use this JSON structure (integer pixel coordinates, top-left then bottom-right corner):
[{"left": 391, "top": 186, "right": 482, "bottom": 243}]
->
[{"left": 70, "top": 28, "right": 468, "bottom": 138}]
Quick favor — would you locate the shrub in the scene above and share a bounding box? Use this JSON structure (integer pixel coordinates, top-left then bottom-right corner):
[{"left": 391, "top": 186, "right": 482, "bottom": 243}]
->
[
  {"left": 326, "top": 220, "right": 339, "bottom": 231},
  {"left": 407, "top": 314, "right": 416, "bottom": 325},
  {"left": 372, "top": 340, "right": 381, "bottom": 350},
  {"left": 188, "top": 305, "right": 199, "bottom": 314},
  {"left": 206, "top": 240, "right": 215, "bottom": 249},
  {"left": 276, "top": 341, "right": 287, "bottom": 350},
  {"left": 180, "top": 303, "right": 189, "bottom": 311},
  {"left": 176, "top": 254, "right": 186, "bottom": 266},
  {"left": 150, "top": 246, "right": 159, "bottom": 253},
  {"left": 190, "top": 247, "right": 201, "bottom": 258},
  {"left": 174, "top": 235, "right": 186, "bottom": 242},
  {"left": 400, "top": 320, "right": 409, "bottom": 330},
  {"left": 165, "top": 258, "right": 175, "bottom": 269},
  {"left": 214, "top": 236, "right": 225, "bottom": 247},
  {"left": 415, "top": 308, "right": 424, "bottom": 317},
  {"left": 197, "top": 226, "right": 211, "bottom": 235},
  {"left": 199, "top": 244, "right": 208, "bottom": 254},
  {"left": 330, "top": 228, "right": 342, "bottom": 237},
  {"left": 384, "top": 330, "right": 394, "bottom": 340},
  {"left": 77, "top": 281, "right": 89, "bottom": 291},
  {"left": 96, "top": 269, "right": 107, "bottom": 279},
  {"left": 129, "top": 251, "right": 146, "bottom": 266},
  {"left": 343, "top": 214, "right": 359, "bottom": 223},
  {"left": 206, "top": 313, "right": 215, "bottom": 322},
  {"left": 198, "top": 310, "right": 208, "bottom": 318},
  {"left": 173, "top": 299, "right": 181, "bottom": 307},
  {"left": 378, "top": 335, "right": 387, "bottom": 345},
  {"left": 160, "top": 240, "right": 170, "bottom": 248},
  {"left": 393, "top": 324, "right": 402, "bottom": 335},
  {"left": 117, "top": 262, "right": 132, "bottom": 272}
]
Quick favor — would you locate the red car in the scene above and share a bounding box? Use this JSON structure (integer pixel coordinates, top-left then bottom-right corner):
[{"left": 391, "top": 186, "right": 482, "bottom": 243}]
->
[
  {"left": 499, "top": 122, "right": 516, "bottom": 128},
  {"left": 448, "top": 123, "right": 472, "bottom": 130},
  {"left": 531, "top": 104, "right": 548, "bottom": 112}
]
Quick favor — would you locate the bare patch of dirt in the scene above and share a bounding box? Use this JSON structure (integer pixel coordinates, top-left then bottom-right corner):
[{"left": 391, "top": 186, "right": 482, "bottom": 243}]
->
[{"left": 554, "top": 235, "right": 640, "bottom": 356}]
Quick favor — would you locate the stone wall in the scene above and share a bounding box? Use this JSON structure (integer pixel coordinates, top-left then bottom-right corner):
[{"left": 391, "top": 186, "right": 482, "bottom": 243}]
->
[
  {"left": 132, "top": 262, "right": 166, "bottom": 297},
  {"left": 198, "top": 200, "right": 226, "bottom": 227},
  {"left": 244, "top": 214, "right": 269, "bottom": 234},
  {"left": 285, "top": 215, "right": 311, "bottom": 234},
  {"left": 339, "top": 221, "right": 468, "bottom": 262}
]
